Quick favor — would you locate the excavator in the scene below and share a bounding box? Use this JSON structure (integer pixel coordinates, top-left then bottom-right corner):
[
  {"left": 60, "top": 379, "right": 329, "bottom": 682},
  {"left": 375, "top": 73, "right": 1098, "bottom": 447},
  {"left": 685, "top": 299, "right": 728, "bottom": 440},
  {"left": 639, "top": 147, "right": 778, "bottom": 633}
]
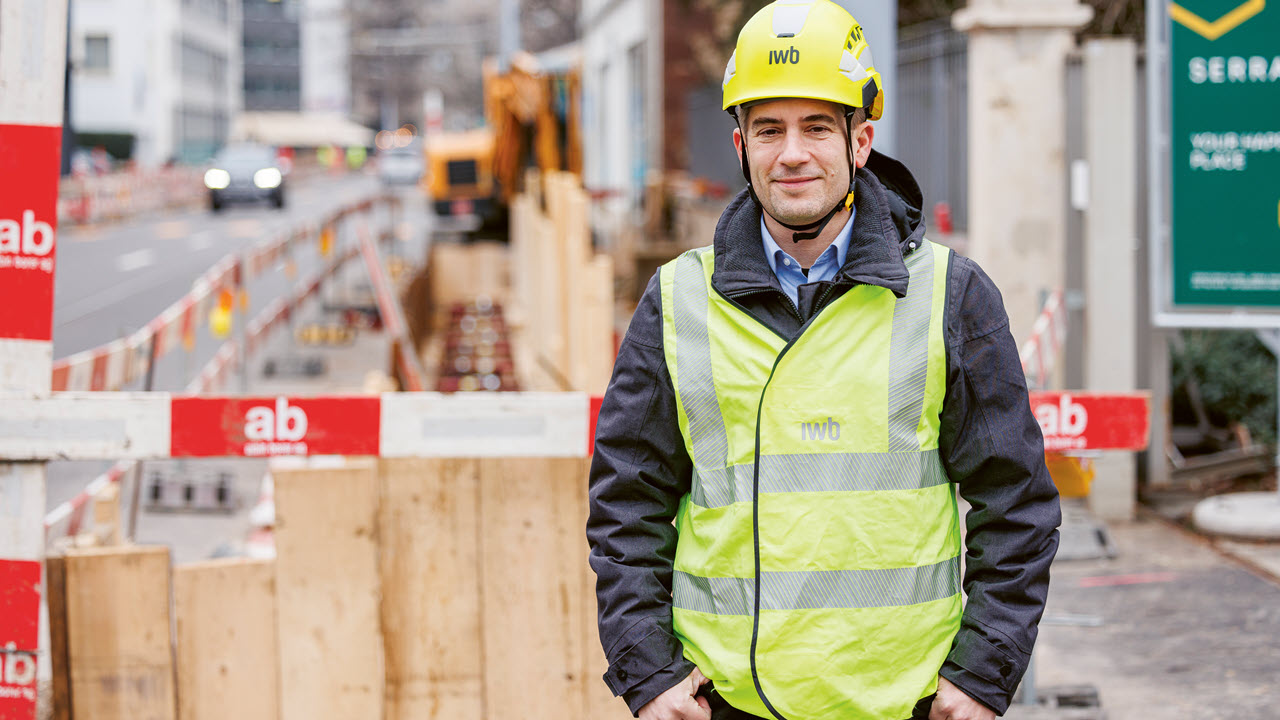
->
[{"left": 423, "top": 48, "right": 581, "bottom": 235}]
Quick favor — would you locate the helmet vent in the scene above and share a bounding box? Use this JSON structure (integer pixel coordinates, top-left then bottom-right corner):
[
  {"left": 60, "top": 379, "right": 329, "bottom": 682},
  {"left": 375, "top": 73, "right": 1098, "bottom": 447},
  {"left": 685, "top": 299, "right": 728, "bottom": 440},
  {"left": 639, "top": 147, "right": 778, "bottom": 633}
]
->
[{"left": 771, "top": 3, "right": 811, "bottom": 37}]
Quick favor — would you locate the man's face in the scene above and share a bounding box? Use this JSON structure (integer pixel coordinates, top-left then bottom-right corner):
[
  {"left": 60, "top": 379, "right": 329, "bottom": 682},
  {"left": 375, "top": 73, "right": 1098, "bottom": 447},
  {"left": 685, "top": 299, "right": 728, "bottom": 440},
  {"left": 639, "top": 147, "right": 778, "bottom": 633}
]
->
[{"left": 732, "top": 98, "right": 871, "bottom": 225}]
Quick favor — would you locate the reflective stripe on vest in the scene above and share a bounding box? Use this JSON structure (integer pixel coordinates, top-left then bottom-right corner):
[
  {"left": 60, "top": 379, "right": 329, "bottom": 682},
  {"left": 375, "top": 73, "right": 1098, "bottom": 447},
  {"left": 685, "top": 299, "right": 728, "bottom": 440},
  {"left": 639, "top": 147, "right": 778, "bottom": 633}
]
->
[{"left": 661, "top": 239, "right": 961, "bottom": 720}]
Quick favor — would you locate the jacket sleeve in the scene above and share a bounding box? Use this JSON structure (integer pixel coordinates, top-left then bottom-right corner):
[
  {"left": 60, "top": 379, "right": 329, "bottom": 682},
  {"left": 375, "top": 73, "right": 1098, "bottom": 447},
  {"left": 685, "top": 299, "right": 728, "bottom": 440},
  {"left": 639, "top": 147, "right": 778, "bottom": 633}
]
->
[
  {"left": 937, "top": 254, "right": 1062, "bottom": 715},
  {"left": 587, "top": 272, "right": 698, "bottom": 715}
]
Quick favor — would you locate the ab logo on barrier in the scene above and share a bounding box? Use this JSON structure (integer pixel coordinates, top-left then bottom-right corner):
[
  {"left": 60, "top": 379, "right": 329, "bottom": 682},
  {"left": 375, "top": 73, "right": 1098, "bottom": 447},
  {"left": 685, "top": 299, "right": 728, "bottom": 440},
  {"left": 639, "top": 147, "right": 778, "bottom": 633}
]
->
[
  {"left": 800, "top": 417, "right": 841, "bottom": 442},
  {"left": 769, "top": 46, "right": 801, "bottom": 65},
  {"left": 1035, "top": 394, "right": 1088, "bottom": 439},
  {"left": 0, "top": 210, "right": 55, "bottom": 274},
  {"left": 244, "top": 397, "right": 309, "bottom": 456}
]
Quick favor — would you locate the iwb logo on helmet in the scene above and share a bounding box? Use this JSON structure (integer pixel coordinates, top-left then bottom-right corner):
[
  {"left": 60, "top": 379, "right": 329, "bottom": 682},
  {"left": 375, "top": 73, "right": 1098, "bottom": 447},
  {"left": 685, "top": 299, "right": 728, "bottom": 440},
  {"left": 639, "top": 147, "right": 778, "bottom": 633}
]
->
[{"left": 768, "top": 46, "right": 801, "bottom": 65}]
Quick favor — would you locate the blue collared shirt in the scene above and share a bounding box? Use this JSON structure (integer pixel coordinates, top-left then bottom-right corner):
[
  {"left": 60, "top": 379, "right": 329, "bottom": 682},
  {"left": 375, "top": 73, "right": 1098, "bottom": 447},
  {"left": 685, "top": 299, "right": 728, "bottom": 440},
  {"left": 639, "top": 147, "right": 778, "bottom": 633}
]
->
[{"left": 761, "top": 209, "right": 856, "bottom": 308}]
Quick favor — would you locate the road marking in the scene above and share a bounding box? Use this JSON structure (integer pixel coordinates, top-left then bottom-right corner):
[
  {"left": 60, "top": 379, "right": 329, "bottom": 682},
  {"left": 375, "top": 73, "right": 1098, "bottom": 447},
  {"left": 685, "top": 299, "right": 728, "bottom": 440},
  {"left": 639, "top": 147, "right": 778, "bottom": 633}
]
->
[
  {"left": 1077, "top": 571, "right": 1178, "bottom": 588},
  {"left": 115, "top": 248, "right": 156, "bottom": 273},
  {"left": 188, "top": 232, "right": 214, "bottom": 251}
]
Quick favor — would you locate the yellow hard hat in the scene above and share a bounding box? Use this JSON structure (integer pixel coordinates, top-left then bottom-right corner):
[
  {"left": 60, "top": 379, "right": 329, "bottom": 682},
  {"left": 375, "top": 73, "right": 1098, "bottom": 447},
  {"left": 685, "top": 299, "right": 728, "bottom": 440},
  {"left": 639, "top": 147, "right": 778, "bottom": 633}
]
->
[{"left": 722, "top": 0, "right": 884, "bottom": 121}]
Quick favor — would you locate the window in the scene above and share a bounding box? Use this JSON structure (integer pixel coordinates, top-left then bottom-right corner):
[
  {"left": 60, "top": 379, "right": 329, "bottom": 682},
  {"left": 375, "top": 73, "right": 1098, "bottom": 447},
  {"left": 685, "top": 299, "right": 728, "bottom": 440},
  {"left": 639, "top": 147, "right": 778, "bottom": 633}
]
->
[{"left": 84, "top": 35, "right": 110, "bottom": 71}]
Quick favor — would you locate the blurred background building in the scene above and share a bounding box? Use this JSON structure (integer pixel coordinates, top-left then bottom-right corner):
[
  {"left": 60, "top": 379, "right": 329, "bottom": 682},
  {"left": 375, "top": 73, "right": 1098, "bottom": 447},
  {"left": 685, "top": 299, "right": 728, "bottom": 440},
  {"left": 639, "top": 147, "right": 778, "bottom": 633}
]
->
[
  {"left": 243, "top": 0, "right": 301, "bottom": 112},
  {"left": 70, "top": 0, "right": 244, "bottom": 165}
]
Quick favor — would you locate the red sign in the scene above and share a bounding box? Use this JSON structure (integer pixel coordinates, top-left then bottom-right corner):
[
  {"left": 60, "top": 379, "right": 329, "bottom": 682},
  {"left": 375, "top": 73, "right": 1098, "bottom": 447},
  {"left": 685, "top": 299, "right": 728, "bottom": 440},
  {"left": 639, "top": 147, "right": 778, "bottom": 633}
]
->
[
  {"left": 0, "top": 559, "right": 41, "bottom": 718},
  {"left": 0, "top": 124, "right": 61, "bottom": 342},
  {"left": 171, "top": 396, "right": 381, "bottom": 457},
  {"left": 1029, "top": 391, "right": 1151, "bottom": 451}
]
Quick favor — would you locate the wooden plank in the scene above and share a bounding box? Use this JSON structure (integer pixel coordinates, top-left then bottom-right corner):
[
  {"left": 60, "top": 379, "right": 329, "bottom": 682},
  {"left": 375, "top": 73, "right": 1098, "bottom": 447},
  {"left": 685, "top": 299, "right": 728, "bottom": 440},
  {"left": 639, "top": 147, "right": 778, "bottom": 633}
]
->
[
  {"left": 92, "top": 482, "right": 121, "bottom": 545},
  {"left": 378, "top": 459, "right": 483, "bottom": 720},
  {"left": 584, "top": 255, "right": 617, "bottom": 396},
  {"left": 272, "top": 459, "right": 383, "bottom": 720},
  {"left": 45, "top": 554, "right": 72, "bottom": 720},
  {"left": 173, "top": 558, "right": 279, "bottom": 720},
  {"left": 478, "top": 457, "right": 594, "bottom": 719},
  {"left": 62, "top": 545, "right": 175, "bottom": 720}
]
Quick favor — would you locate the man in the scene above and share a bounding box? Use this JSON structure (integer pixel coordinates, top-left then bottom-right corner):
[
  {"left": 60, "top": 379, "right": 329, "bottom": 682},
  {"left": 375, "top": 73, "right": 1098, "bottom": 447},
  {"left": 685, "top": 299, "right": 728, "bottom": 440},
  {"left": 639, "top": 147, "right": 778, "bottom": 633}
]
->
[{"left": 587, "top": 2, "right": 1060, "bottom": 719}]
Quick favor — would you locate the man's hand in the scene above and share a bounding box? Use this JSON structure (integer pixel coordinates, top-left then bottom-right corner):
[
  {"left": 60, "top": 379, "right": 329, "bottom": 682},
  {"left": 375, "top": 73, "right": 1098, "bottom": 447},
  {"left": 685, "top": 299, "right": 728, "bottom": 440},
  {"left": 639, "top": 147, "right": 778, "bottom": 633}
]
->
[
  {"left": 929, "top": 676, "right": 995, "bottom": 720},
  {"left": 638, "top": 668, "right": 712, "bottom": 720}
]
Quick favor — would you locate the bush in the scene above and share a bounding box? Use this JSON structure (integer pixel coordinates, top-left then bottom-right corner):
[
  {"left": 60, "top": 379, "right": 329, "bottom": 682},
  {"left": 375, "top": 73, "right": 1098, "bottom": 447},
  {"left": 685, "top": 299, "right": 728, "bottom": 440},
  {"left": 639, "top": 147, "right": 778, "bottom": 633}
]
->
[{"left": 1171, "top": 329, "right": 1277, "bottom": 446}]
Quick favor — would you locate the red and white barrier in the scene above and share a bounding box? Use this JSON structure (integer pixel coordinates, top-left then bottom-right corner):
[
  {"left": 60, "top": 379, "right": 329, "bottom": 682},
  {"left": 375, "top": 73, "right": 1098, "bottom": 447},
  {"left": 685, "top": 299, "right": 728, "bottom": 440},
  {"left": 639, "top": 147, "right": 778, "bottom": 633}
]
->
[
  {"left": 1019, "top": 289, "right": 1068, "bottom": 390},
  {"left": 57, "top": 167, "right": 207, "bottom": 226},
  {"left": 2, "top": 2, "right": 68, "bottom": 716},
  {"left": 12, "top": 389, "right": 1148, "bottom": 465}
]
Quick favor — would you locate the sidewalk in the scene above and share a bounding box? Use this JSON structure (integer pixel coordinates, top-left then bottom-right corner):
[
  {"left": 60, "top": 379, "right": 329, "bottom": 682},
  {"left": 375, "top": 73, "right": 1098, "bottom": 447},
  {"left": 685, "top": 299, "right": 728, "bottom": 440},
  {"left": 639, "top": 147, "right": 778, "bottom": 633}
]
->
[{"left": 1010, "top": 513, "right": 1280, "bottom": 720}]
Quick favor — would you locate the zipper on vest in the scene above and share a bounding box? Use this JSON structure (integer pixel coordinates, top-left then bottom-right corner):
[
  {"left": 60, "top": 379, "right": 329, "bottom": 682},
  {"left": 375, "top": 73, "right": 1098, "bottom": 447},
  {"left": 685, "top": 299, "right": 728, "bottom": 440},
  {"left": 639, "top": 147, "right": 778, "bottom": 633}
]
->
[
  {"left": 721, "top": 287, "right": 803, "bottom": 339},
  {"left": 746, "top": 299, "right": 839, "bottom": 720}
]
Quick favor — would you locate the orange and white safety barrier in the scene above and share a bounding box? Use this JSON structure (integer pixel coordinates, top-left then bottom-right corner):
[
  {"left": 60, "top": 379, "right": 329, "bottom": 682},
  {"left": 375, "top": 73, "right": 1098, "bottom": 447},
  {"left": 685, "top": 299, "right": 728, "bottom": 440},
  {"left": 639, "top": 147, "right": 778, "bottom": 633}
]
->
[{"left": 1019, "top": 289, "right": 1068, "bottom": 390}]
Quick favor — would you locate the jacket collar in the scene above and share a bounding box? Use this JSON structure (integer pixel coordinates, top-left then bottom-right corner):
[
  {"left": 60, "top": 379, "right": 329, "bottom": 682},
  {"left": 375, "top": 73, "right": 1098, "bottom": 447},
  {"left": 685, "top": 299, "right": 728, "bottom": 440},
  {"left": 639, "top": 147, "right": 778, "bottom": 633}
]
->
[{"left": 711, "top": 149, "right": 926, "bottom": 300}]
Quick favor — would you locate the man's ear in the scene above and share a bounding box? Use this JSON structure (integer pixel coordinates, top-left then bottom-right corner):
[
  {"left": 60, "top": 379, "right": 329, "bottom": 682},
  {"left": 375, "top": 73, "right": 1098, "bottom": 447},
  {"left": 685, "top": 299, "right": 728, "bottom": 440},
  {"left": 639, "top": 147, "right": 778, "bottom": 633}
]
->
[
  {"left": 732, "top": 127, "right": 745, "bottom": 172},
  {"left": 852, "top": 122, "right": 874, "bottom": 168}
]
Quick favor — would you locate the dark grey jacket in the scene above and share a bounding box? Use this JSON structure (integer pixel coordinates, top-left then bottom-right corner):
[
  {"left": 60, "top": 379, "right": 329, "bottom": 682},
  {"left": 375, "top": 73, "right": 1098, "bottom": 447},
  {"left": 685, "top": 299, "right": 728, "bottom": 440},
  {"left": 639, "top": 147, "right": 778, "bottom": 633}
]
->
[{"left": 587, "top": 149, "right": 1060, "bottom": 717}]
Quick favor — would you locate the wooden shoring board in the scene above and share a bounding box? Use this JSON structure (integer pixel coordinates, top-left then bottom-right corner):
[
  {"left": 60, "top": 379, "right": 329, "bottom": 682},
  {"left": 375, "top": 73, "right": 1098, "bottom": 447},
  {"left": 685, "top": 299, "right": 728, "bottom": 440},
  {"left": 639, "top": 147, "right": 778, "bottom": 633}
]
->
[
  {"left": 581, "top": 254, "right": 617, "bottom": 397},
  {"left": 174, "top": 558, "right": 280, "bottom": 720},
  {"left": 477, "top": 456, "right": 629, "bottom": 719},
  {"left": 272, "top": 459, "right": 384, "bottom": 720},
  {"left": 58, "top": 545, "right": 176, "bottom": 720},
  {"left": 560, "top": 176, "right": 590, "bottom": 391},
  {"left": 46, "top": 554, "right": 72, "bottom": 720},
  {"left": 378, "top": 458, "right": 484, "bottom": 720}
]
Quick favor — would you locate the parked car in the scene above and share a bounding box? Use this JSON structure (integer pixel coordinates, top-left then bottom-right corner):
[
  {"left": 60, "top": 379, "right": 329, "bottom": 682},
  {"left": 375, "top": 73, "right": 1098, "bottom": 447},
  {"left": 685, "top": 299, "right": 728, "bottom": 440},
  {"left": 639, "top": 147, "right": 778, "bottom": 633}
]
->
[
  {"left": 205, "top": 144, "right": 286, "bottom": 211},
  {"left": 377, "top": 139, "right": 425, "bottom": 186}
]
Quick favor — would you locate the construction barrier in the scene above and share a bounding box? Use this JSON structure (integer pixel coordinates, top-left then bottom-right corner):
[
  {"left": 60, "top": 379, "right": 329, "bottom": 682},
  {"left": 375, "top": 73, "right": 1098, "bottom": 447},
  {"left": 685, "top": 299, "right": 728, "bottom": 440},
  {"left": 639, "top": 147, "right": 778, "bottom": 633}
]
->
[
  {"left": 1019, "top": 289, "right": 1068, "bottom": 391},
  {"left": 56, "top": 167, "right": 206, "bottom": 226}
]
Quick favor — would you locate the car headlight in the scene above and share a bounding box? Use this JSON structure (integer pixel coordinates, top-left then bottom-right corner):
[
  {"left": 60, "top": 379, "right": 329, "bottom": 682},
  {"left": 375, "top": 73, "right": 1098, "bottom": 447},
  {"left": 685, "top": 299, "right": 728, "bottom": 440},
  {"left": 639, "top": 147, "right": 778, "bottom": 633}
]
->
[
  {"left": 254, "top": 168, "right": 282, "bottom": 189},
  {"left": 204, "top": 168, "right": 231, "bottom": 190}
]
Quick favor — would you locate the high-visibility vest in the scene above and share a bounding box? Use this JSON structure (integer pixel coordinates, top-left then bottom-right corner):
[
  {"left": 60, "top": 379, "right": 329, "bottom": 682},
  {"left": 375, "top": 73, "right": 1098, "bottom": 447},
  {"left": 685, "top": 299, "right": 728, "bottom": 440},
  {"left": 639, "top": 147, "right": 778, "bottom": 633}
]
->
[{"left": 660, "top": 239, "right": 961, "bottom": 720}]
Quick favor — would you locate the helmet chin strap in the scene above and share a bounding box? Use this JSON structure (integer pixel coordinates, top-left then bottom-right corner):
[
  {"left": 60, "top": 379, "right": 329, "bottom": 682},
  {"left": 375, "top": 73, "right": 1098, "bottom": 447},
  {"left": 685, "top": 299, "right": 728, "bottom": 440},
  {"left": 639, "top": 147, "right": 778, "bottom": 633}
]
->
[{"left": 735, "top": 109, "right": 858, "bottom": 244}]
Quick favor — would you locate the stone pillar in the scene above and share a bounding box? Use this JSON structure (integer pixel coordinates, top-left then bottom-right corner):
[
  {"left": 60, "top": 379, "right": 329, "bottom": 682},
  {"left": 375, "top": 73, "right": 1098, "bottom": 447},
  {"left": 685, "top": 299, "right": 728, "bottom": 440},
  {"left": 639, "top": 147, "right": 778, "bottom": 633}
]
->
[
  {"left": 953, "top": 0, "right": 1093, "bottom": 341},
  {"left": 1083, "top": 38, "right": 1139, "bottom": 521}
]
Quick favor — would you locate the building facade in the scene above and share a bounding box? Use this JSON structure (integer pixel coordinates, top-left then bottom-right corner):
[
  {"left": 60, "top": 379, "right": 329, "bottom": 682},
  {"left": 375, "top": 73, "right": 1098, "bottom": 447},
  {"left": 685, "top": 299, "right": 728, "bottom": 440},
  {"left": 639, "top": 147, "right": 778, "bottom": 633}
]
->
[
  {"left": 70, "top": 0, "right": 243, "bottom": 165},
  {"left": 243, "top": 0, "right": 301, "bottom": 111}
]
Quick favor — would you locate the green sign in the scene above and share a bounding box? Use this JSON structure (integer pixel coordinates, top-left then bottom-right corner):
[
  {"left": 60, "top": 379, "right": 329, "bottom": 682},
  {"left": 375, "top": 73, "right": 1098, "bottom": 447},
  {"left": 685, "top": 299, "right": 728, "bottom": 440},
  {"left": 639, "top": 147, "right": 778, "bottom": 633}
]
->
[{"left": 1170, "top": 0, "right": 1280, "bottom": 307}]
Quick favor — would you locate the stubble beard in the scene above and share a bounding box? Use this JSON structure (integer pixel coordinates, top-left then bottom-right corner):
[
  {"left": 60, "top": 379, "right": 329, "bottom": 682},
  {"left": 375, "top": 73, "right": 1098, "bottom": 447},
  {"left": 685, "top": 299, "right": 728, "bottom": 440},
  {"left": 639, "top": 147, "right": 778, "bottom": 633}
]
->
[{"left": 761, "top": 179, "right": 840, "bottom": 226}]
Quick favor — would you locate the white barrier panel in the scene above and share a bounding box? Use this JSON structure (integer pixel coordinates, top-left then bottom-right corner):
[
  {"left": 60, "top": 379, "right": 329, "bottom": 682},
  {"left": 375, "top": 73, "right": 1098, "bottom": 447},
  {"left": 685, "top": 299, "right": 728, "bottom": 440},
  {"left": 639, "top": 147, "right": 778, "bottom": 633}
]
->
[
  {"left": 380, "top": 392, "right": 591, "bottom": 458},
  {"left": 0, "top": 392, "right": 170, "bottom": 460}
]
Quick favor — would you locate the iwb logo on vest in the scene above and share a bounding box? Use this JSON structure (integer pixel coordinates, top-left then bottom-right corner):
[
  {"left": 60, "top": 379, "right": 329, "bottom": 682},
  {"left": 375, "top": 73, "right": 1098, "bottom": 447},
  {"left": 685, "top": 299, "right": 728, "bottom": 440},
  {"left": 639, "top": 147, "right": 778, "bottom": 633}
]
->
[
  {"left": 170, "top": 396, "right": 380, "bottom": 457},
  {"left": 768, "top": 46, "right": 801, "bottom": 65},
  {"left": 1030, "top": 392, "right": 1151, "bottom": 451},
  {"left": 800, "top": 417, "right": 841, "bottom": 441}
]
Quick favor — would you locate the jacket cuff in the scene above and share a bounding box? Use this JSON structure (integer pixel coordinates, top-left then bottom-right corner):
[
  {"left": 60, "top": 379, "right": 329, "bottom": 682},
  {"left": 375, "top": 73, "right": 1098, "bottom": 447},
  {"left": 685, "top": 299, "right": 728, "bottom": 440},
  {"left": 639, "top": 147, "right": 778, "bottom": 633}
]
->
[
  {"left": 601, "top": 623, "right": 696, "bottom": 716},
  {"left": 942, "top": 624, "right": 1027, "bottom": 714}
]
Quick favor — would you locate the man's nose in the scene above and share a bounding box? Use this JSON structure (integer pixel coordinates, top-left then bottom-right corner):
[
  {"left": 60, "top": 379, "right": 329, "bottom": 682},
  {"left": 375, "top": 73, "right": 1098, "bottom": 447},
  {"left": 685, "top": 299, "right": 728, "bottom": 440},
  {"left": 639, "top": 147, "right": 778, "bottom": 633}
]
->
[{"left": 776, "top": 130, "right": 810, "bottom": 166}]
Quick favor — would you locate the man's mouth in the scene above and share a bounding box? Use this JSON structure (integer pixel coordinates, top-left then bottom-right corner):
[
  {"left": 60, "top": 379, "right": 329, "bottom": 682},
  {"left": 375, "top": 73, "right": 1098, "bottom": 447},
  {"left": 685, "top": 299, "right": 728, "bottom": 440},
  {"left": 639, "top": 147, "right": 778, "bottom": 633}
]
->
[{"left": 774, "top": 177, "right": 817, "bottom": 188}]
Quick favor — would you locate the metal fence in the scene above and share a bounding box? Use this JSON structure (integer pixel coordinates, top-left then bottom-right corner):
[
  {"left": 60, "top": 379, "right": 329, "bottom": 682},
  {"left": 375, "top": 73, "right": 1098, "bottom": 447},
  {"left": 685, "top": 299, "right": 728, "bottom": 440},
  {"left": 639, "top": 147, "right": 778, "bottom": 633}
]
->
[{"left": 896, "top": 20, "right": 969, "bottom": 233}]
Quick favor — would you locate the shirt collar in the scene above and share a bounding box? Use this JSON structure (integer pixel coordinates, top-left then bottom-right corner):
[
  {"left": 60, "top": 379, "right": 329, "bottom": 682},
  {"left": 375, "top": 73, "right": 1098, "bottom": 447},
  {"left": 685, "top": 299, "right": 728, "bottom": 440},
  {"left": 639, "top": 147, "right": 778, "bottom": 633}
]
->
[{"left": 760, "top": 209, "right": 857, "bottom": 274}]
